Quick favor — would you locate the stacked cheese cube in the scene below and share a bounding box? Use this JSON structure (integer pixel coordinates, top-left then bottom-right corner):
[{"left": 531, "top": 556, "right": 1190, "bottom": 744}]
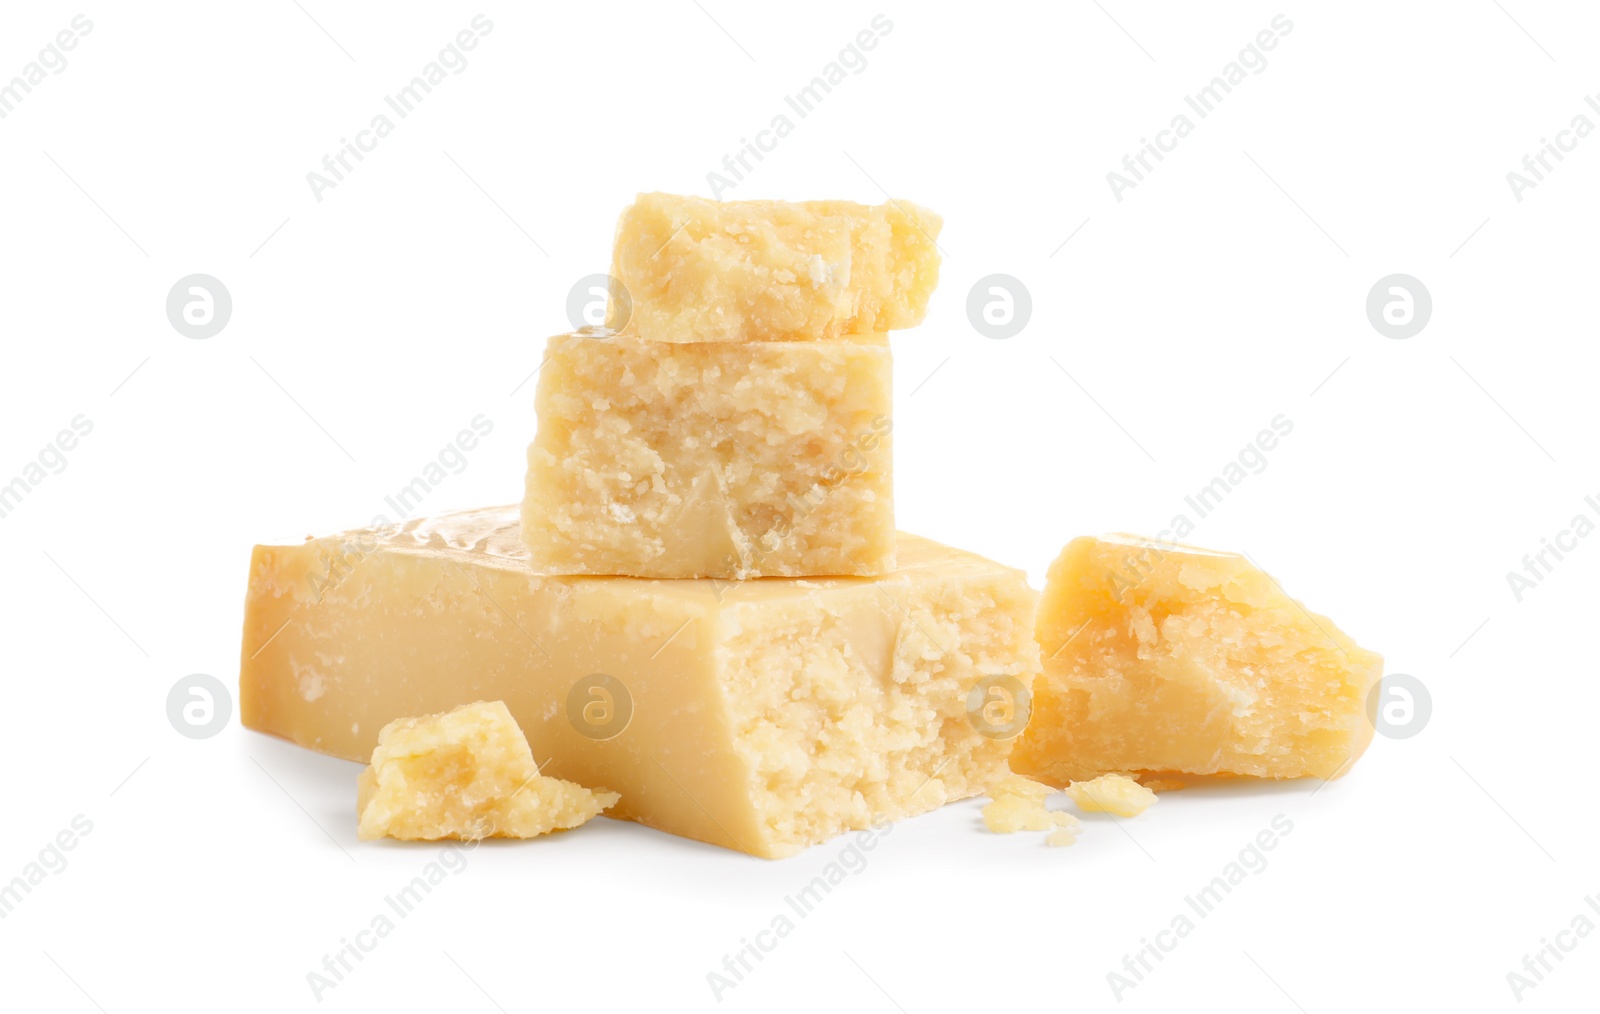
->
[
  {"left": 520, "top": 193, "right": 942, "bottom": 579},
  {"left": 241, "top": 193, "right": 1044, "bottom": 858}
]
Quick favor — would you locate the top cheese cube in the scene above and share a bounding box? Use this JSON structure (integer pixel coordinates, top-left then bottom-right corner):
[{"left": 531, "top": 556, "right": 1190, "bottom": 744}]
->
[{"left": 611, "top": 193, "right": 942, "bottom": 343}]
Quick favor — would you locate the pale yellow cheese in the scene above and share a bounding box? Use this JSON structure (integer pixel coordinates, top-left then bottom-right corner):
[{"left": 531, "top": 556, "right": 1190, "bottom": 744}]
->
[
  {"left": 357, "top": 701, "right": 618, "bottom": 841},
  {"left": 1064, "top": 773, "right": 1157, "bottom": 818},
  {"left": 1011, "top": 535, "right": 1383, "bottom": 784},
  {"left": 981, "top": 775, "right": 1078, "bottom": 836},
  {"left": 522, "top": 330, "right": 893, "bottom": 579},
  {"left": 612, "top": 192, "right": 942, "bottom": 343},
  {"left": 989, "top": 773, "right": 1054, "bottom": 803},
  {"left": 240, "top": 507, "right": 1039, "bottom": 859},
  {"left": 982, "top": 797, "right": 1079, "bottom": 835}
]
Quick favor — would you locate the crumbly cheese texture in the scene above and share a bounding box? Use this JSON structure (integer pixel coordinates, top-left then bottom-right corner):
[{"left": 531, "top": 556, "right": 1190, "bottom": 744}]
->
[
  {"left": 522, "top": 330, "right": 893, "bottom": 579},
  {"left": 981, "top": 775, "right": 1079, "bottom": 837},
  {"left": 240, "top": 507, "right": 1039, "bottom": 859},
  {"left": 1012, "top": 535, "right": 1383, "bottom": 784},
  {"left": 1065, "top": 773, "right": 1157, "bottom": 817},
  {"left": 357, "top": 701, "right": 618, "bottom": 841},
  {"left": 612, "top": 193, "right": 942, "bottom": 343}
]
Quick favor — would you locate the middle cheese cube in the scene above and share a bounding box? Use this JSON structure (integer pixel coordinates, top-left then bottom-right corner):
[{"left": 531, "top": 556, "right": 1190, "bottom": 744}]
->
[{"left": 521, "top": 329, "right": 893, "bottom": 579}]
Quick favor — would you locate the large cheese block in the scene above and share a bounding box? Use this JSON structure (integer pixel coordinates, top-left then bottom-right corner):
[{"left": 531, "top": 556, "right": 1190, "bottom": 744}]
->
[
  {"left": 611, "top": 192, "right": 942, "bottom": 343},
  {"left": 239, "top": 507, "right": 1039, "bottom": 858},
  {"left": 522, "top": 329, "right": 893, "bottom": 579},
  {"left": 1010, "top": 535, "right": 1383, "bottom": 784}
]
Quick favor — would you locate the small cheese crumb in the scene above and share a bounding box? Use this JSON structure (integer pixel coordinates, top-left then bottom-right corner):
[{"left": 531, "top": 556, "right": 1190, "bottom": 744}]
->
[
  {"left": 983, "top": 795, "right": 1051, "bottom": 833},
  {"left": 981, "top": 775, "right": 1079, "bottom": 838},
  {"left": 1045, "top": 826, "right": 1080, "bottom": 847},
  {"left": 357, "top": 700, "right": 618, "bottom": 841},
  {"left": 1065, "top": 773, "right": 1158, "bottom": 817}
]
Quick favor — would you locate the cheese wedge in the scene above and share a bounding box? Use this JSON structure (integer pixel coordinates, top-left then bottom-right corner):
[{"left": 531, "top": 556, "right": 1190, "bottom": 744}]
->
[{"left": 1011, "top": 535, "right": 1383, "bottom": 784}]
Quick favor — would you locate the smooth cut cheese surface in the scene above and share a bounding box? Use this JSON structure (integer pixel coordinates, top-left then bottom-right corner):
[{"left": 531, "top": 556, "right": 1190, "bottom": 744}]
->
[
  {"left": 611, "top": 192, "right": 942, "bottom": 343},
  {"left": 1011, "top": 535, "right": 1383, "bottom": 784},
  {"left": 357, "top": 701, "right": 618, "bottom": 841},
  {"left": 240, "top": 507, "right": 1039, "bottom": 859},
  {"left": 522, "top": 330, "right": 893, "bottom": 579}
]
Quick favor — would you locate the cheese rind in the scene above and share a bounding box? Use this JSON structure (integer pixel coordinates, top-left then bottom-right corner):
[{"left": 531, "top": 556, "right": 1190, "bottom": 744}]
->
[
  {"left": 239, "top": 507, "right": 1039, "bottom": 858},
  {"left": 356, "top": 701, "right": 618, "bottom": 841},
  {"left": 1011, "top": 535, "right": 1383, "bottom": 784},
  {"left": 521, "top": 330, "right": 893, "bottom": 579},
  {"left": 612, "top": 193, "right": 942, "bottom": 343}
]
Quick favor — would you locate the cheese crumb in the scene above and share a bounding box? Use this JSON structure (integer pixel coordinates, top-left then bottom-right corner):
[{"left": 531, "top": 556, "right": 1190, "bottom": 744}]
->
[
  {"left": 356, "top": 700, "right": 618, "bottom": 841},
  {"left": 981, "top": 775, "right": 1079, "bottom": 841},
  {"left": 982, "top": 795, "right": 1050, "bottom": 833},
  {"left": 1065, "top": 773, "right": 1157, "bottom": 817},
  {"left": 990, "top": 773, "right": 1054, "bottom": 802}
]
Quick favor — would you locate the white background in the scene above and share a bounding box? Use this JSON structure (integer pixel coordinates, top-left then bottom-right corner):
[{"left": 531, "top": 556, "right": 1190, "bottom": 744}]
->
[{"left": 1, "top": 2, "right": 1593, "bottom": 1010}]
